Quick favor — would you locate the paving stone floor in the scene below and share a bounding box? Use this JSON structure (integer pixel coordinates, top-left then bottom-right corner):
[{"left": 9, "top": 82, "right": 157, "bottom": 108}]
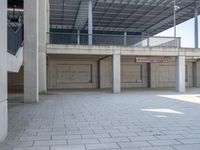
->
[{"left": 1, "top": 89, "right": 200, "bottom": 150}]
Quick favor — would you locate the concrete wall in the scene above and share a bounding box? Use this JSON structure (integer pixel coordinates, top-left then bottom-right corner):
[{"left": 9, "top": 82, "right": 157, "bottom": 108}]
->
[
  {"left": 47, "top": 56, "right": 148, "bottom": 90},
  {"left": 150, "top": 61, "right": 193, "bottom": 88},
  {"left": 45, "top": 56, "right": 196, "bottom": 90},
  {"left": 99, "top": 57, "right": 112, "bottom": 88},
  {"left": 98, "top": 56, "right": 194, "bottom": 89},
  {"left": 8, "top": 67, "right": 24, "bottom": 93},
  {"left": 8, "top": 56, "right": 198, "bottom": 91},
  {"left": 48, "top": 59, "right": 98, "bottom": 89},
  {"left": 0, "top": 0, "right": 8, "bottom": 142},
  {"left": 100, "top": 56, "right": 148, "bottom": 88}
]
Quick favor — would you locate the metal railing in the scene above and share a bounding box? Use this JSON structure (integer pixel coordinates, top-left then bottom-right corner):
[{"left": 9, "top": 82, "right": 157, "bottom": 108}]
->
[
  {"left": 7, "top": 23, "right": 24, "bottom": 55},
  {"left": 47, "top": 32, "right": 181, "bottom": 48}
]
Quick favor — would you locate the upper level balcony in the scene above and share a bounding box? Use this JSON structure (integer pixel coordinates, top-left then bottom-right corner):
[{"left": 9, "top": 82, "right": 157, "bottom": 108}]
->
[
  {"left": 7, "top": 0, "right": 199, "bottom": 51},
  {"left": 47, "top": 0, "right": 199, "bottom": 50}
]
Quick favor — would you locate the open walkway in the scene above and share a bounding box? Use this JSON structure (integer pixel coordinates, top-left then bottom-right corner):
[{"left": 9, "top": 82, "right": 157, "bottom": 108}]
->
[{"left": 1, "top": 89, "right": 200, "bottom": 150}]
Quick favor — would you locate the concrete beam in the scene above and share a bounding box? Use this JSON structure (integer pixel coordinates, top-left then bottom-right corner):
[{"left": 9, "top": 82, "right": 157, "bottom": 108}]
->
[
  {"left": 24, "top": 0, "right": 39, "bottom": 103},
  {"left": 47, "top": 44, "right": 200, "bottom": 57},
  {"left": 113, "top": 54, "right": 121, "bottom": 93},
  {"left": 38, "top": 0, "right": 47, "bottom": 93},
  {"left": 0, "top": 0, "right": 8, "bottom": 142},
  {"left": 47, "top": 44, "right": 181, "bottom": 56},
  {"left": 176, "top": 55, "right": 185, "bottom": 92}
]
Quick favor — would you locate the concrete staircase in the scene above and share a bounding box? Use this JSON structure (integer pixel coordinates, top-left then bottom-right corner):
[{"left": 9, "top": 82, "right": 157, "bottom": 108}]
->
[{"left": 7, "top": 47, "right": 23, "bottom": 73}]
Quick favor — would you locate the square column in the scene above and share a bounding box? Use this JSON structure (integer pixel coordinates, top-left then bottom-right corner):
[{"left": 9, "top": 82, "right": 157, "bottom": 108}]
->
[
  {"left": 38, "top": 0, "right": 48, "bottom": 93},
  {"left": 113, "top": 54, "right": 121, "bottom": 93},
  {"left": 39, "top": 53, "right": 46, "bottom": 93},
  {"left": 176, "top": 56, "right": 185, "bottom": 92},
  {"left": 24, "top": 0, "right": 39, "bottom": 103},
  {"left": 88, "top": 0, "right": 93, "bottom": 45},
  {"left": 193, "top": 61, "right": 200, "bottom": 87},
  {"left": 0, "top": 0, "right": 8, "bottom": 142}
]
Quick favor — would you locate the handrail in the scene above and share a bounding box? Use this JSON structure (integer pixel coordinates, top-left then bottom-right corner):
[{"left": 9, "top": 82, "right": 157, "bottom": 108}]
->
[
  {"left": 47, "top": 32, "right": 181, "bottom": 48},
  {"left": 47, "top": 32, "right": 181, "bottom": 39}
]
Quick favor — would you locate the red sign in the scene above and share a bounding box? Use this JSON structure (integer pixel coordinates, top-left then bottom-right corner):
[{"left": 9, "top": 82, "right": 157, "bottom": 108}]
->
[{"left": 136, "top": 56, "right": 170, "bottom": 63}]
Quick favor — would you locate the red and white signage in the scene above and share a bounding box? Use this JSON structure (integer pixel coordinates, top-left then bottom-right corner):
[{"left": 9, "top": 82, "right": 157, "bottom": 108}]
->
[{"left": 136, "top": 56, "right": 170, "bottom": 63}]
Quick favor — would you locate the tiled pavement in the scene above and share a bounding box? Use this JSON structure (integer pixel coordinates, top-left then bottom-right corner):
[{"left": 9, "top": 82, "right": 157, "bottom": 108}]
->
[{"left": 1, "top": 89, "right": 200, "bottom": 150}]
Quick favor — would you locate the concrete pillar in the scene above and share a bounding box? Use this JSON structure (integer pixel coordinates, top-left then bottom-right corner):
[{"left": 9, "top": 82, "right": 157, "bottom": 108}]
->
[
  {"left": 24, "top": 0, "right": 39, "bottom": 102},
  {"left": 176, "top": 56, "right": 185, "bottom": 92},
  {"left": 38, "top": 0, "right": 47, "bottom": 93},
  {"left": 193, "top": 62, "right": 197, "bottom": 87},
  {"left": 88, "top": 0, "right": 93, "bottom": 45},
  {"left": 113, "top": 54, "right": 121, "bottom": 93},
  {"left": 0, "top": 0, "right": 8, "bottom": 142},
  {"left": 194, "top": 7, "right": 199, "bottom": 48},
  {"left": 194, "top": 61, "right": 200, "bottom": 87}
]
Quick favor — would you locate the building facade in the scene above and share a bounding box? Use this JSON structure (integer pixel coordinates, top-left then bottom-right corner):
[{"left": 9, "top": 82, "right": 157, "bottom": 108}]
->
[{"left": 0, "top": 0, "right": 200, "bottom": 142}]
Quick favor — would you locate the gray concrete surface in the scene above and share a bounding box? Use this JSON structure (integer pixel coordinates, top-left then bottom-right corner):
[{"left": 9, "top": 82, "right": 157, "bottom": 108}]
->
[
  {"left": 176, "top": 56, "right": 185, "bottom": 92},
  {"left": 38, "top": 0, "right": 47, "bottom": 93},
  {"left": 0, "top": 0, "right": 8, "bottom": 142},
  {"left": 46, "top": 44, "right": 200, "bottom": 57},
  {"left": 113, "top": 54, "right": 121, "bottom": 93},
  {"left": 2, "top": 89, "right": 200, "bottom": 150},
  {"left": 24, "top": 0, "right": 39, "bottom": 103},
  {"left": 46, "top": 55, "right": 195, "bottom": 90}
]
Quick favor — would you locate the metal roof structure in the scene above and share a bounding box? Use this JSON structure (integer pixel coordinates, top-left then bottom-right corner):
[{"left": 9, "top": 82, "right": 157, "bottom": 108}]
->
[
  {"left": 50, "top": 0, "right": 200, "bottom": 35},
  {"left": 7, "top": 0, "right": 200, "bottom": 35},
  {"left": 8, "top": 0, "right": 23, "bottom": 9}
]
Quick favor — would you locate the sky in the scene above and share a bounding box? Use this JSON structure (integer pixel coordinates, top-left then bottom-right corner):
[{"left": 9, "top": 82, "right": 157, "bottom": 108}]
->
[{"left": 157, "top": 16, "right": 200, "bottom": 48}]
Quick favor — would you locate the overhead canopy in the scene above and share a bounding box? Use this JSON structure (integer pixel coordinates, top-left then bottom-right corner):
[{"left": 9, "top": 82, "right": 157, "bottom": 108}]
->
[
  {"left": 8, "top": 0, "right": 23, "bottom": 9},
  {"left": 7, "top": 0, "right": 200, "bottom": 35},
  {"left": 50, "top": 0, "right": 200, "bottom": 35}
]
